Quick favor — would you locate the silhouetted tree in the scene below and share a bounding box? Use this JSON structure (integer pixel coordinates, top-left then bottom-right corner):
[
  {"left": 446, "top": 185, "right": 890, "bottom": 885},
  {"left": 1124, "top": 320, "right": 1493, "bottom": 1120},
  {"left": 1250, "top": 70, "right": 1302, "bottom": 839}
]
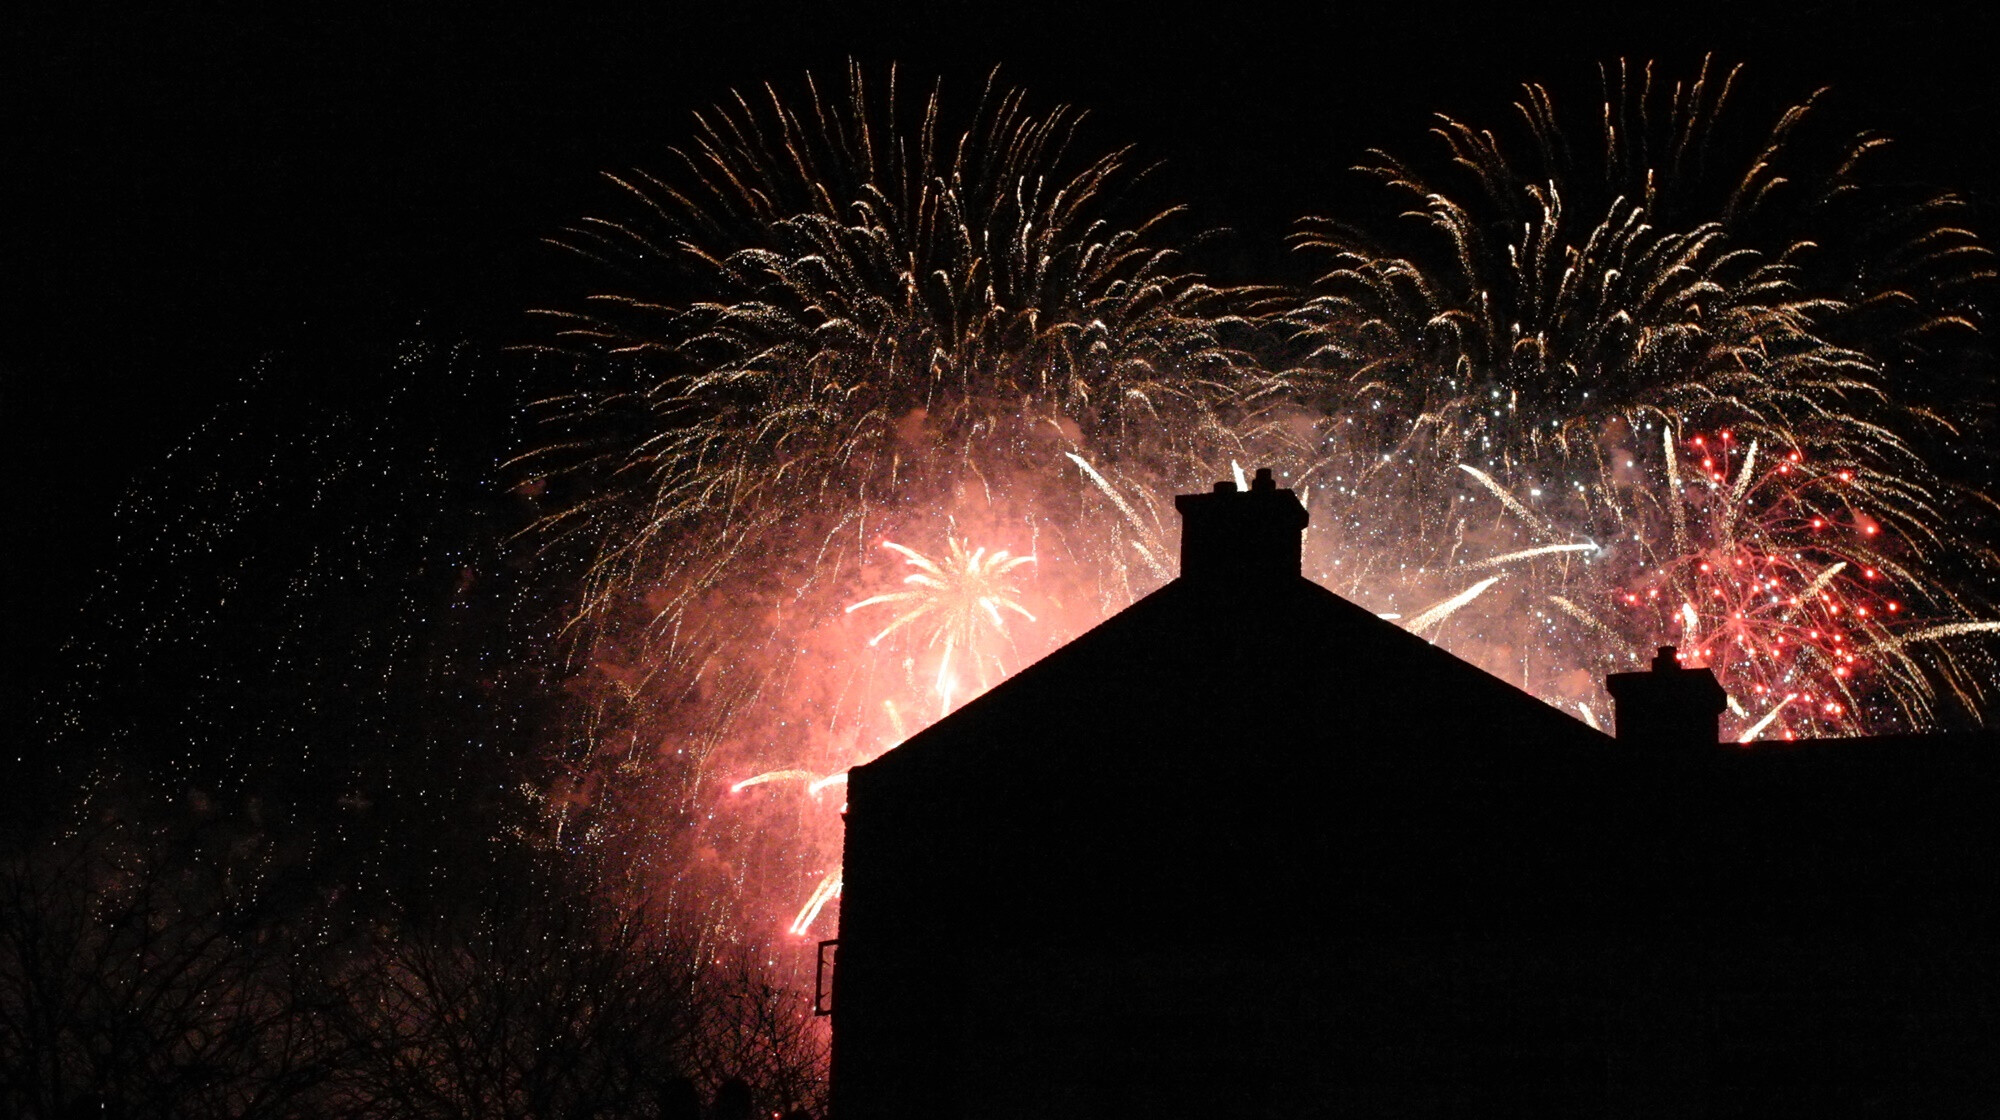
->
[
  {"left": 0, "top": 817, "right": 349, "bottom": 1119},
  {"left": 2, "top": 795, "right": 827, "bottom": 1119}
]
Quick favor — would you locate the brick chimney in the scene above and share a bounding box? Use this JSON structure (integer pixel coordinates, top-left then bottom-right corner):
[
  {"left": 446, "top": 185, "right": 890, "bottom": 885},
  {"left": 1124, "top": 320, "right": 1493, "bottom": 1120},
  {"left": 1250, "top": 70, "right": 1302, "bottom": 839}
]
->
[
  {"left": 1605, "top": 646, "right": 1729, "bottom": 748},
  {"left": 1173, "top": 468, "right": 1310, "bottom": 581}
]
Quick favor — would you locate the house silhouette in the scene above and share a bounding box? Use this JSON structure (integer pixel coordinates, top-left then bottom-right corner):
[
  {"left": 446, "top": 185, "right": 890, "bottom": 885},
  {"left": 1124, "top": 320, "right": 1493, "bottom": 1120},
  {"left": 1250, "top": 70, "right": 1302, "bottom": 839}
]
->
[{"left": 829, "top": 470, "right": 1999, "bottom": 1119}]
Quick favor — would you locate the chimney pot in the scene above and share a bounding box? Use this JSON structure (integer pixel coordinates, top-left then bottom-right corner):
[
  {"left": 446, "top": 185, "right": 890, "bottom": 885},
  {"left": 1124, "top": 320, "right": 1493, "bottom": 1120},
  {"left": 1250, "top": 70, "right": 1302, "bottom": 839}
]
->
[
  {"left": 1173, "top": 468, "right": 1309, "bottom": 582},
  {"left": 1605, "top": 646, "right": 1728, "bottom": 748}
]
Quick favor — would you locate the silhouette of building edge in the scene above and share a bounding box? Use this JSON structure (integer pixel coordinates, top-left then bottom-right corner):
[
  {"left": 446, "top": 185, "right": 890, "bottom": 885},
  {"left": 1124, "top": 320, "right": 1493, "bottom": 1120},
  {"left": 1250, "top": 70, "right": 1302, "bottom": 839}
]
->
[{"left": 829, "top": 470, "right": 1999, "bottom": 1119}]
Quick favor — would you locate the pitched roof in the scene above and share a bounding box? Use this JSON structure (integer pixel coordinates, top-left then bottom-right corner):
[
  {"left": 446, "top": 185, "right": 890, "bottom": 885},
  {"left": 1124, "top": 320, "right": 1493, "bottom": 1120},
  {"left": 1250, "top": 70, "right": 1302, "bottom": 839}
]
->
[{"left": 861, "top": 571, "right": 1612, "bottom": 790}]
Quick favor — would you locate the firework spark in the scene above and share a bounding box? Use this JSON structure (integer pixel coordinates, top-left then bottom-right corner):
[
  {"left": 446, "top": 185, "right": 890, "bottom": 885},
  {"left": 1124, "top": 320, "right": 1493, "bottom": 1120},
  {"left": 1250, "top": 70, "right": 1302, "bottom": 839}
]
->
[
  {"left": 789, "top": 871, "right": 843, "bottom": 937},
  {"left": 730, "top": 770, "right": 821, "bottom": 794},
  {"left": 1405, "top": 576, "right": 1503, "bottom": 634},
  {"left": 845, "top": 538, "right": 1037, "bottom": 716}
]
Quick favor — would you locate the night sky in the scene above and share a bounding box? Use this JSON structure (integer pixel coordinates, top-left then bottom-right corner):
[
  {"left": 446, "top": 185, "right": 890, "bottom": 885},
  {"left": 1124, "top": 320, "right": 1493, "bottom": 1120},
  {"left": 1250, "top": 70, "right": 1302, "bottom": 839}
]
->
[{"left": 14, "top": 0, "right": 2000, "bottom": 724}]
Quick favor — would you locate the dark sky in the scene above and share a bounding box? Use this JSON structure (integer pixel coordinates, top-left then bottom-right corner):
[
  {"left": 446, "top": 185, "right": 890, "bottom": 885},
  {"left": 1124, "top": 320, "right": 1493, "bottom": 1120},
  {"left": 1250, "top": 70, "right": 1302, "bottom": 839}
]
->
[{"left": 13, "top": 1, "right": 2000, "bottom": 708}]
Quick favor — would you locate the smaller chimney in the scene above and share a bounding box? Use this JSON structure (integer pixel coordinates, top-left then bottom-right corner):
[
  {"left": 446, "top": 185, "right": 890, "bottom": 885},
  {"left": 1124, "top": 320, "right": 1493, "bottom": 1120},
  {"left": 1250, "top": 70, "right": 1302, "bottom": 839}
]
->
[
  {"left": 1605, "top": 646, "right": 1728, "bottom": 748},
  {"left": 1173, "top": 468, "right": 1309, "bottom": 582}
]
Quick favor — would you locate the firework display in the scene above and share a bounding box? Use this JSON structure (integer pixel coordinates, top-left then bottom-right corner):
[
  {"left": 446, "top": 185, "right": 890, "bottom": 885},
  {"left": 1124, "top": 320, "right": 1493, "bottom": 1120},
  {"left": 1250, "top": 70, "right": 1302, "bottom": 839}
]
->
[
  {"left": 519, "top": 64, "right": 1266, "bottom": 944},
  {"left": 844, "top": 538, "right": 1040, "bottom": 719},
  {"left": 1565, "top": 428, "right": 1998, "bottom": 739},
  {"left": 1280, "top": 57, "right": 1999, "bottom": 736},
  {"left": 513, "top": 60, "right": 1998, "bottom": 949}
]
